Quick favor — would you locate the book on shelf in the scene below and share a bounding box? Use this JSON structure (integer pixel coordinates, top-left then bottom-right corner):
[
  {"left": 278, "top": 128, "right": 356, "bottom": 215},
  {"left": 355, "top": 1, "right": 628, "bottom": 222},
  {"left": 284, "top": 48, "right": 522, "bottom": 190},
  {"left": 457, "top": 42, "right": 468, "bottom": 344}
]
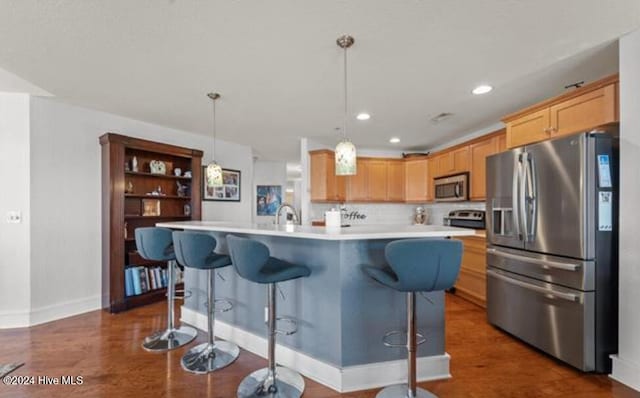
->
[
  {"left": 125, "top": 265, "right": 176, "bottom": 297},
  {"left": 124, "top": 268, "right": 134, "bottom": 297}
]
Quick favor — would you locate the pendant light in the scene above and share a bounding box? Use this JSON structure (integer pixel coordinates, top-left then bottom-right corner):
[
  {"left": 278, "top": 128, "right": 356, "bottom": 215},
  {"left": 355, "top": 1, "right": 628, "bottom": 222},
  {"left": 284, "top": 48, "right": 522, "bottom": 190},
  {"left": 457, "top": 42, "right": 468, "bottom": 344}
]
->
[
  {"left": 206, "top": 92, "right": 223, "bottom": 187},
  {"left": 335, "top": 34, "right": 357, "bottom": 176}
]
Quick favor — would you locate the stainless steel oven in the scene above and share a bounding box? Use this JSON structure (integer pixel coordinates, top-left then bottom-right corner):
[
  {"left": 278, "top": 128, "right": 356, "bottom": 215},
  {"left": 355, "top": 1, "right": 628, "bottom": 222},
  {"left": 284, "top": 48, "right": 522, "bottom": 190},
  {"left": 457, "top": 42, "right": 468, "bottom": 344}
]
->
[{"left": 434, "top": 172, "right": 468, "bottom": 202}]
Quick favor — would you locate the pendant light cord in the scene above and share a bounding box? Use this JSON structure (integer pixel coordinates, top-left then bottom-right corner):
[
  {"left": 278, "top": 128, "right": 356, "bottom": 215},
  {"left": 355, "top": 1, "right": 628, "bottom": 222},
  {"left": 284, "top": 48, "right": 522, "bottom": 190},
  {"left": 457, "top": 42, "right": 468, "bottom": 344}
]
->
[
  {"left": 343, "top": 45, "right": 348, "bottom": 140},
  {"left": 212, "top": 97, "right": 217, "bottom": 162}
]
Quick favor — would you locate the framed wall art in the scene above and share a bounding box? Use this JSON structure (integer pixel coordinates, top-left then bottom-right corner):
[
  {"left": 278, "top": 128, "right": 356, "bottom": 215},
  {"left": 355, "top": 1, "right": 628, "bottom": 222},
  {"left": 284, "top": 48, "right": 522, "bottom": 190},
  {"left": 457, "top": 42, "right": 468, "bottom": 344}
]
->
[{"left": 202, "top": 167, "right": 241, "bottom": 202}]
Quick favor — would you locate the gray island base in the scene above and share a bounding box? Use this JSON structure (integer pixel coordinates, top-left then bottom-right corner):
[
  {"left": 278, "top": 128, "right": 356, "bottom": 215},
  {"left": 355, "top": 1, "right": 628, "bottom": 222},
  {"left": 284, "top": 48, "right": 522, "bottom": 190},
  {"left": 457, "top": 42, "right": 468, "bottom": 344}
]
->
[{"left": 156, "top": 221, "right": 474, "bottom": 393}]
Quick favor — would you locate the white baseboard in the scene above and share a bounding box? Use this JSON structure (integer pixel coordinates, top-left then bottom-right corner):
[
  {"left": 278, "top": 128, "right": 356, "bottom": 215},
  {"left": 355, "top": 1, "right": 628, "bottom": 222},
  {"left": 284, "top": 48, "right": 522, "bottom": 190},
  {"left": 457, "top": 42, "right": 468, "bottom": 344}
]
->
[
  {"left": 181, "top": 306, "right": 450, "bottom": 393},
  {"left": 0, "top": 295, "right": 101, "bottom": 329},
  {"left": 610, "top": 355, "right": 640, "bottom": 392},
  {"left": 0, "top": 309, "right": 31, "bottom": 329}
]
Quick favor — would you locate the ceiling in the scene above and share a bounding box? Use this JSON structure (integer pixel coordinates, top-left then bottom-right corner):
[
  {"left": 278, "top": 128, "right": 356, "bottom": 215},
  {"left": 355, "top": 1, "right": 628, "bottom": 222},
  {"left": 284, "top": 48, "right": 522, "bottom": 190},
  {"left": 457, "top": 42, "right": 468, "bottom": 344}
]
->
[{"left": 0, "top": 1, "right": 638, "bottom": 161}]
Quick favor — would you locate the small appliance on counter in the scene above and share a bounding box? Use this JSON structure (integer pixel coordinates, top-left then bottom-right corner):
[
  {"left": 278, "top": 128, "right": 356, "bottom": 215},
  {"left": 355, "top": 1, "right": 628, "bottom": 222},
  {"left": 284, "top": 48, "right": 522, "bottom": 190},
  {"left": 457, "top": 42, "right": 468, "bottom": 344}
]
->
[
  {"left": 413, "top": 206, "right": 429, "bottom": 225},
  {"left": 443, "top": 209, "right": 485, "bottom": 229}
]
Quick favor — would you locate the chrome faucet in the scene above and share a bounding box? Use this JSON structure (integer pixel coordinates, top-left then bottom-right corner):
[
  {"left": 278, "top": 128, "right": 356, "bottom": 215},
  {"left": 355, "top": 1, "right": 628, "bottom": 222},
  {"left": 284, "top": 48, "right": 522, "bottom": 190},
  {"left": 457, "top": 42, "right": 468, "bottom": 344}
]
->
[{"left": 275, "top": 203, "right": 300, "bottom": 226}]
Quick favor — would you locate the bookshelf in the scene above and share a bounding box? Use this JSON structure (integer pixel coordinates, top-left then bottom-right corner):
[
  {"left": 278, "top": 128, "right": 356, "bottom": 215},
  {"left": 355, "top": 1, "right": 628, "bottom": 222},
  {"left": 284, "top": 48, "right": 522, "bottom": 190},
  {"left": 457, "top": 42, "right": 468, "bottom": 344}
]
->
[{"left": 100, "top": 133, "right": 203, "bottom": 313}]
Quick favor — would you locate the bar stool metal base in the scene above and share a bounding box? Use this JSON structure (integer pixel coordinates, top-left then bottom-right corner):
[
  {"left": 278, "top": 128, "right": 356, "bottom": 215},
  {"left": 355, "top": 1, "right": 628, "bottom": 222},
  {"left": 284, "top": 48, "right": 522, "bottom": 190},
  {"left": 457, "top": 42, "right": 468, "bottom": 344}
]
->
[
  {"left": 181, "top": 341, "right": 240, "bottom": 374},
  {"left": 376, "top": 384, "right": 437, "bottom": 398},
  {"left": 141, "top": 326, "right": 197, "bottom": 352},
  {"left": 237, "top": 366, "right": 305, "bottom": 398}
]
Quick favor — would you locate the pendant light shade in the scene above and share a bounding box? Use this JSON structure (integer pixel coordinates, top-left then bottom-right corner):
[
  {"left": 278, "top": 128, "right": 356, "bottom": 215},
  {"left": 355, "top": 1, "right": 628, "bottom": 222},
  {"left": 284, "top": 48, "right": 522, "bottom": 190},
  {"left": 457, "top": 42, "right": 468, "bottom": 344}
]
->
[
  {"left": 206, "top": 161, "right": 223, "bottom": 187},
  {"left": 335, "top": 34, "right": 357, "bottom": 176},
  {"left": 335, "top": 138, "right": 357, "bottom": 175},
  {"left": 206, "top": 92, "right": 223, "bottom": 187}
]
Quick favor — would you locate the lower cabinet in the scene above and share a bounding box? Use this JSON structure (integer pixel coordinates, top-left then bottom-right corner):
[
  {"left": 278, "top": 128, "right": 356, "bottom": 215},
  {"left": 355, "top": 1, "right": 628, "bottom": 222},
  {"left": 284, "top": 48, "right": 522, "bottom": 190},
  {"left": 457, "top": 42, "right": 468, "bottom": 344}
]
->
[{"left": 453, "top": 234, "right": 486, "bottom": 307}]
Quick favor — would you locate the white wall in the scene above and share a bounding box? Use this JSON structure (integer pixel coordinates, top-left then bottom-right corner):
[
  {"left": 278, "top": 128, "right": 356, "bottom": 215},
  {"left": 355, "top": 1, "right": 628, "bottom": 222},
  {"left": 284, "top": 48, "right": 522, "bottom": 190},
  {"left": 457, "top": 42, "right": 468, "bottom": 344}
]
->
[
  {"left": 0, "top": 93, "right": 31, "bottom": 327},
  {"left": 252, "top": 159, "right": 287, "bottom": 223},
  {"left": 611, "top": 29, "right": 640, "bottom": 392},
  {"left": 23, "top": 97, "right": 253, "bottom": 325}
]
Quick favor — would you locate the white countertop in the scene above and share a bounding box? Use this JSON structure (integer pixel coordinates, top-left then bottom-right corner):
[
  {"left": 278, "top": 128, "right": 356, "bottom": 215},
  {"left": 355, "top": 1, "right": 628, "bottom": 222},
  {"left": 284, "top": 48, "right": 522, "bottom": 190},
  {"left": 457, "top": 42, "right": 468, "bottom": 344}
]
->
[{"left": 156, "top": 221, "right": 475, "bottom": 241}]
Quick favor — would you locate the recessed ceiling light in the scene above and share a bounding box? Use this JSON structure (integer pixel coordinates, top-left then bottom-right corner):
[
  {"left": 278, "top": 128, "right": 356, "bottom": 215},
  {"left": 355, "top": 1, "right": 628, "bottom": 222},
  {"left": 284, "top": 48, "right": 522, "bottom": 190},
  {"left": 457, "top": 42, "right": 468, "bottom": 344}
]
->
[
  {"left": 389, "top": 137, "right": 400, "bottom": 144},
  {"left": 356, "top": 112, "right": 371, "bottom": 121},
  {"left": 472, "top": 85, "right": 493, "bottom": 95}
]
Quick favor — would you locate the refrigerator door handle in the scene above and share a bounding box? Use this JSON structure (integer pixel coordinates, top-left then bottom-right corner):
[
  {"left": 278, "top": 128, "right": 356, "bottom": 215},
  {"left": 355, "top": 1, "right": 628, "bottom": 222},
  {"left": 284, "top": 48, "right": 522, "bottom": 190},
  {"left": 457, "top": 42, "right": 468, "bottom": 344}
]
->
[
  {"left": 525, "top": 152, "right": 538, "bottom": 241},
  {"left": 487, "top": 248, "right": 582, "bottom": 271},
  {"left": 519, "top": 152, "right": 528, "bottom": 241},
  {"left": 487, "top": 269, "right": 580, "bottom": 302},
  {"left": 512, "top": 154, "right": 522, "bottom": 240}
]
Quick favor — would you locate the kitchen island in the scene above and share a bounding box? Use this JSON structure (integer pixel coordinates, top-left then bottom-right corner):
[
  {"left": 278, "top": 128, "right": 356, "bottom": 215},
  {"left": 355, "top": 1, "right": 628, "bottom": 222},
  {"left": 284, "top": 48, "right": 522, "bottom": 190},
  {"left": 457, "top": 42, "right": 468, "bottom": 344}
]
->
[{"left": 156, "top": 221, "right": 474, "bottom": 392}]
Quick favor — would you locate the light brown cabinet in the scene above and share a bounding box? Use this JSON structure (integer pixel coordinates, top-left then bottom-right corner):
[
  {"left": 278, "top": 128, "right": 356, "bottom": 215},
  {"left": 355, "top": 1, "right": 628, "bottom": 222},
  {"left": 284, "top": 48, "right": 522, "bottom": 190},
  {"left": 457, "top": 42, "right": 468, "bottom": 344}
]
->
[
  {"left": 504, "top": 75, "right": 618, "bottom": 148},
  {"left": 469, "top": 133, "right": 503, "bottom": 201},
  {"left": 386, "top": 160, "right": 406, "bottom": 202},
  {"left": 367, "top": 160, "right": 388, "bottom": 201},
  {"left": 454, "top": 235, "right": 487, "bottom": 308},
  {"left": 549, "top": 83, "right": 617, "bottom": 138},
  {"left": 506, "top": 108, "right": 550, "bottom": 149},
  {"left": 309, "top": 150, "right": 346, "bottom": 202},
  {"left": 431, "top": 146, "right": 470, "bottom": 178},
  {"left": 405, "top": 158, "right": 429, "bottom": 202},
  {"left": 346, "top": 158, "right": 369, "bottom": 202}
]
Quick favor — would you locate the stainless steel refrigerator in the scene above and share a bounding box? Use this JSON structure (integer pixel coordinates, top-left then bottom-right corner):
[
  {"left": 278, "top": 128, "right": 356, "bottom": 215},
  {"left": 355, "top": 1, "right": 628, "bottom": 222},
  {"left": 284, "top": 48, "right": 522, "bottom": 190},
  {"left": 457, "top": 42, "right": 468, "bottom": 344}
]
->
[{"left": 486, "top": 128, "right": 618, "bottom": 372}]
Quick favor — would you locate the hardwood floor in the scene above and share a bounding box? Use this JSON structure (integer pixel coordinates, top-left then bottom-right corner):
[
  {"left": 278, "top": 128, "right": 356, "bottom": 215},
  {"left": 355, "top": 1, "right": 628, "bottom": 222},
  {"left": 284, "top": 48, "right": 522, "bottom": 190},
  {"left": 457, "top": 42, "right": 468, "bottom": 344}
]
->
[{"left": 0, "top": 294, "right": 637, "bottom": 398}]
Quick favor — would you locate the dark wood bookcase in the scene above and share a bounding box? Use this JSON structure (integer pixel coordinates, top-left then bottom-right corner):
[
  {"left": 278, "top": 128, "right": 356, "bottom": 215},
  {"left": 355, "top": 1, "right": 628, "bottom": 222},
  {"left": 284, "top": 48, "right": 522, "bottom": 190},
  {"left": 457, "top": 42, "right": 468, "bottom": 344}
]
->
[{"left": 100, "top": 133, "right": 203, "bottom": 313}]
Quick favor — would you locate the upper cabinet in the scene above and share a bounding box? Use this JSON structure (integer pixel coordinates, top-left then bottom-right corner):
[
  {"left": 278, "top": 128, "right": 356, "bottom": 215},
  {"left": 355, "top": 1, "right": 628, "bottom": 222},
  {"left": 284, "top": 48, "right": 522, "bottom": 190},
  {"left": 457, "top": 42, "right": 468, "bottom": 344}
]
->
[
  {"left": 386, "top": 160, "right": 406, "bottom": 202},
  {"left": 346, "top": 158, "right": 406, "bottom": 202},
  {"left": 469, "top": 131, "right": 504, "bottom": 201},
  {"left": 346, "top": 158, "right": 369, "bottom": 201},
  {"left": 503, "top": 74, "right": 619, "bottom": 149},
  {"left": 309, "top": 150, "right": 346, "bottom": 202},
  {"left": 405, "top": 158, "right": 429, "bottom": 202},
  {"left": 367, "top": 159, "right": 388, "bottom": 201},
  {"left": 431, "top": 146, "right": 470, "bottom": 178}
]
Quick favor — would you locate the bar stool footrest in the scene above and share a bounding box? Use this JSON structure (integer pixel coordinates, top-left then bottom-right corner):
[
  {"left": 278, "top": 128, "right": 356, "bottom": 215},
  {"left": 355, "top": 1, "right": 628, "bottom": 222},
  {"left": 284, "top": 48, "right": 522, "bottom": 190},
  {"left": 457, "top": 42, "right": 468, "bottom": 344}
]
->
[
  {"left": 203, "top": 298, "right": 234, "bottom": 313},
  {"left": 382, "top": 330, "right": 426, "bottom": 348},
  {"left": 274, "top": 316, "right": 298, "bottom": 336}
]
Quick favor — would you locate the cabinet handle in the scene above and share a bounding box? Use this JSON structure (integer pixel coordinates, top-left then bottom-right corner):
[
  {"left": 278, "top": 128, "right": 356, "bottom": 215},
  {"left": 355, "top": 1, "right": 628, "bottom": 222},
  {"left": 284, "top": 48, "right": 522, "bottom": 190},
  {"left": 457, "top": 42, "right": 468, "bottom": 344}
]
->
[{"left": 543, "top": 127, "right": 551, "bottom": 134}]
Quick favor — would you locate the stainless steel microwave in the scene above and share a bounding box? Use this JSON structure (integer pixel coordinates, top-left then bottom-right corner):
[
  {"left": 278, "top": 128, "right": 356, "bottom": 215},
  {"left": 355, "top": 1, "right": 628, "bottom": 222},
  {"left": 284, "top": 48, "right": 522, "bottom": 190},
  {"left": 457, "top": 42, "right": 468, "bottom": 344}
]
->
[{"left": 434, "top": 172, "right": 469, "bottom": 202}]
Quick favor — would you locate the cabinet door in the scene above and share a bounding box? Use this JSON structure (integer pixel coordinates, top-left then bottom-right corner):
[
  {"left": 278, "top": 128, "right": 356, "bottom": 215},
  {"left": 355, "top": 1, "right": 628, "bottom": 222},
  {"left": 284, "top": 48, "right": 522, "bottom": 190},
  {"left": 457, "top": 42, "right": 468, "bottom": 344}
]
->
[
  {"left": 454, "top": 236, "right": 487, "bottom": 307},
  {"left": 386, "top": 161, "right": 405, "bottom": 202},
  {"left": 310, "top": 151, "right": 345, "bottom": 202},
  {"left": 431, "top": 153, "right": 448, "bottom": 177},
  {"left": 405, "top": 159, "right": 429, "bottom": 202},
  {"left": 549, "top": 84, "right": 617, "bottom": 137},
  {"left": 497, "top": 132, "right": 507, "bottom": 152},
  {"left": 470, "top": 137, "right": 498, "bottom": 200},
  {"left": 367, "top": 160, "right": 388, "bottom": 201},
  {"left": 451, "top": 146, "right": 470, "bottom": 173},
  {"left": 346, "top": 158, "right": 369, "bottom": 202},
  {"left": 506, "top": 108, "right": 550, "bottom": 148},
  {"left": 325, "top": 155, "right": 346, "bottom": 201},
  {"left": 310, "top": 152, "right": 329, "bottom": 202}
]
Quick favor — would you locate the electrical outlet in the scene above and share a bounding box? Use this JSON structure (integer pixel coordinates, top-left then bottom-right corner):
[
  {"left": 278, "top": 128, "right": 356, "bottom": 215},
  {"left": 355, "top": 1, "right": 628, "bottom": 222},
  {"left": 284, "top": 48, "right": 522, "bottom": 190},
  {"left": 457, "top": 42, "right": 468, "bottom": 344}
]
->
[
  {"left": 264, "top": 306, "right": 269, "bottom": 323},
  {"left": 6, "top": 211, "right": 21, "bottom": 224}
]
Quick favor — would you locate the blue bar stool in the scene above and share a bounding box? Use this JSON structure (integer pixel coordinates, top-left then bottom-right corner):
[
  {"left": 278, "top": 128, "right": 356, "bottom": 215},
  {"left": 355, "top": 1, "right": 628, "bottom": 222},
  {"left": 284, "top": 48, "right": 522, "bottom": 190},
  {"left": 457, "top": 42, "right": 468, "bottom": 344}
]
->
[
  {"left": 363, "top": 239, "right": 463, "bottom": 398},
  {"left": 135, "top": 227, "right": 197, "bottom": 351},
  {"left": 227, "top": 235, "right": 311, "bottom": 398},
  {"left": 173, "top": 231, "right": 240, "bottom": 374}
]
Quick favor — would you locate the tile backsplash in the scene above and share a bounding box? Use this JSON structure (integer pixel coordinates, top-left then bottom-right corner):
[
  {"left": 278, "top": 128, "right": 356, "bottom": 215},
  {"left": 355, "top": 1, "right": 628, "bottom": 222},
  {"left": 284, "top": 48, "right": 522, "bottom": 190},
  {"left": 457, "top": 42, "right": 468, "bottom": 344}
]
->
[{"left": 310, "top": 202, "right": 486, "bottom": 226}]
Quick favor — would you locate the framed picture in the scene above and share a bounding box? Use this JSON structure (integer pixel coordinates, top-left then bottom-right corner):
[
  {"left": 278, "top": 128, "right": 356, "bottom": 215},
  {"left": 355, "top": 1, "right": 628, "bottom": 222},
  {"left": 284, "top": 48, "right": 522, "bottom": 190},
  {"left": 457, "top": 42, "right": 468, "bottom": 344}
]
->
[
  {"left": 256, "top": 185, "right": 282, "bottom": 216},
  {"left": 203, "top": 167, "right": 241, "bottom": 202},
  {"left": 142, "top": 199, "right": 161, "bottom": 216}
]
